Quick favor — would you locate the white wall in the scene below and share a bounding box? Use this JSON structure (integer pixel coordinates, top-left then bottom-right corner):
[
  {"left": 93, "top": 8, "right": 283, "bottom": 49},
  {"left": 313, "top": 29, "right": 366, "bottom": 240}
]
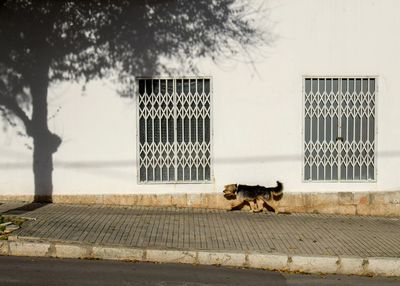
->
[{"left": 1, "top": 0, "right": 400, "bottom": 196}]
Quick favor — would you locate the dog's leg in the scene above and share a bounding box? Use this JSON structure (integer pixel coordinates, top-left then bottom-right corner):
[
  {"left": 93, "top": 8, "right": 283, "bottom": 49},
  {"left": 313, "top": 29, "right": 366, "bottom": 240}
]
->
[
  {"left": 229, "top": 200, "right": 245, "bottom": 211},
  {"left": 249, "top": 200, "right": 263, "bottom": 213},
  {"left": 248, "top": 200, "right": 256, "bottom": 212},
  {"left": 254, "top": 198, "right": 264, "bottom": 213}
]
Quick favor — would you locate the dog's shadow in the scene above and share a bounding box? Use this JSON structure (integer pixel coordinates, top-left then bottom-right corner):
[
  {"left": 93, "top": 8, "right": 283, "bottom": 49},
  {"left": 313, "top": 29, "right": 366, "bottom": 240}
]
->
[
  {"left": 224, "top": 192, "right": 284, "bottom": 213},
  {"left": 227, "top": 199, "right": 277, "bottom": 213}
]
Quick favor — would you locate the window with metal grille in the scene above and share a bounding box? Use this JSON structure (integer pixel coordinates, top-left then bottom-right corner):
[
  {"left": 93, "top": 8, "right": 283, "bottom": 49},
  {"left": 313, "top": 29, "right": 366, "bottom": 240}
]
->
[
  {"left": 137, "top": 78, "right": 212, "bottom": 183},
  {"left": 304, "top": 77, "right": 376, "bottom": 181}
]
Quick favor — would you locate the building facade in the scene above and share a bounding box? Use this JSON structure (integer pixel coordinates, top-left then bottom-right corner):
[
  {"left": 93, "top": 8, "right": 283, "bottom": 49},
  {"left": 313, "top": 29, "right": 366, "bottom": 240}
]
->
[{"left": 1, "top": 0, "right": 400, "bottom": 215}]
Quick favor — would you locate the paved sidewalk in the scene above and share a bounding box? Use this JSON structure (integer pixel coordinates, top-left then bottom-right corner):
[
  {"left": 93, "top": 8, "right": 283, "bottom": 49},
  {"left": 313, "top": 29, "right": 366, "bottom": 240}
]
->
[{"left": 1, "top": 201, "right": 400, "bottom": 276}]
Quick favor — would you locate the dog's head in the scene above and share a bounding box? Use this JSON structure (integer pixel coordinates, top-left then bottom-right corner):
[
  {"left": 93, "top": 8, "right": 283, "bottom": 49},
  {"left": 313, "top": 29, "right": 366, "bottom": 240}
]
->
[{"left": 223, "top": 184, "right": 238, "bottom": 199}]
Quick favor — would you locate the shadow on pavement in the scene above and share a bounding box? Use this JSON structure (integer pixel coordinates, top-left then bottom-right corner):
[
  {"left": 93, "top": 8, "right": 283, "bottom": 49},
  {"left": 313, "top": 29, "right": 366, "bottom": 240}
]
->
[{"left": 1, "top": 202, "right": 49, "bottom": 215}]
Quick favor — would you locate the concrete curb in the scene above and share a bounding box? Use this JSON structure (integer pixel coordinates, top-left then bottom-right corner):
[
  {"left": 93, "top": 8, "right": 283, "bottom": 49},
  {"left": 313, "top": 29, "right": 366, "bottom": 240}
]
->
[{"left": 1, "top": 237, "right": 399, "bottom": 277}]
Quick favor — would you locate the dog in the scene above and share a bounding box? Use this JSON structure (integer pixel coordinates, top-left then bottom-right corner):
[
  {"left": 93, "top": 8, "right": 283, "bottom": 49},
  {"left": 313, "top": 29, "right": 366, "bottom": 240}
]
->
[{"left": 223, "top": 181, "right": 283, "bottom": 213}]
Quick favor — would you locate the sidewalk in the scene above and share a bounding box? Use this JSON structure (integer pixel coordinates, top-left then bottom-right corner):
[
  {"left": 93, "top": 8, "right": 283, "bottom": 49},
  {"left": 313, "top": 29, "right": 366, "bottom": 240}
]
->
[{"left": 0, "top": 202, "right": 399, "bottom": 276}]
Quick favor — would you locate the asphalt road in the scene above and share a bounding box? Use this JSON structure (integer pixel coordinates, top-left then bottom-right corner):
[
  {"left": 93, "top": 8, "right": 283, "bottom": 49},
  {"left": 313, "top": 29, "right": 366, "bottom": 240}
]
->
[{"left": 0, "top": 256, "right": 399, "bottom": 286}]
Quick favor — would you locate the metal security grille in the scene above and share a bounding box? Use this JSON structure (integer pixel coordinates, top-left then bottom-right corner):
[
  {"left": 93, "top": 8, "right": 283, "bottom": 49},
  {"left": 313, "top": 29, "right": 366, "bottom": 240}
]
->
[
  {"left": 137, "top": 78, "right": 212, "bottom": 183},
  {"left": 304, "top": 77, "right": 376, "bottom": 181}
]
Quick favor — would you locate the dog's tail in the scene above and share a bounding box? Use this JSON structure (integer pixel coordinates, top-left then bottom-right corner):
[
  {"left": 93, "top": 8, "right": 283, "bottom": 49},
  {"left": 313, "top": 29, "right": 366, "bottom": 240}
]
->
[{"left": 271, "top": 181, "right": 283, "bottom": 197}]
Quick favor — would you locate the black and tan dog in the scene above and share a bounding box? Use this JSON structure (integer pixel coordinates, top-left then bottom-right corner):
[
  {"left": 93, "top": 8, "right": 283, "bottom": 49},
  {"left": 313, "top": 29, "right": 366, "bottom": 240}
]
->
[{"left": 223, "top": 181, "right": 283, "bottom": 213}]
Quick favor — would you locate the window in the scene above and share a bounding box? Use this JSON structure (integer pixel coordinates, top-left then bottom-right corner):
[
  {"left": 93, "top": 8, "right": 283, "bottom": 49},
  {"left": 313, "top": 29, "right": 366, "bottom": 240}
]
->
[
  {"left": 137, "top": 78, "right": 212, "bottom": 183},
  {"left": 304, "top": 77, "right": 376, "bottom": 181}
]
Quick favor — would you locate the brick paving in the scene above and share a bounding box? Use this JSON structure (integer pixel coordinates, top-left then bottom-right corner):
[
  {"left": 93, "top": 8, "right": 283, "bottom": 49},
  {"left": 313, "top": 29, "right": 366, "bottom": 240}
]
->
[{"left": 1, "top": 202, "right": 400, "bottom": 257}]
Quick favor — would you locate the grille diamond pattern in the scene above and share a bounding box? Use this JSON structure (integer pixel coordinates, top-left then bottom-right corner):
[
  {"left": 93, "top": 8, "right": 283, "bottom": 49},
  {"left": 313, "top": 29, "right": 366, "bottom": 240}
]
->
[
  {"left": 304, "top": 78, "right": 376, "bottom": 181},
  {"left": 138, "top": 78, "right": 211, "bottom": 183}
]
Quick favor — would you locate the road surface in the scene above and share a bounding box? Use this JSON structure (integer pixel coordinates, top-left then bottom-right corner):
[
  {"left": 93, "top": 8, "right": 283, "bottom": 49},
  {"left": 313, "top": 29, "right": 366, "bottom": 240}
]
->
[{"left": 0, "top": 256, "right": 398, "bottom": 286}]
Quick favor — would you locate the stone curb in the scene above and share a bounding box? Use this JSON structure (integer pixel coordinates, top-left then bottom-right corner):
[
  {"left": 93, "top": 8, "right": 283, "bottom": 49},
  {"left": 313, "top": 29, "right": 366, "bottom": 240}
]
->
[{"left": 1, "top": 238, "right": 399, "bottom": 277}]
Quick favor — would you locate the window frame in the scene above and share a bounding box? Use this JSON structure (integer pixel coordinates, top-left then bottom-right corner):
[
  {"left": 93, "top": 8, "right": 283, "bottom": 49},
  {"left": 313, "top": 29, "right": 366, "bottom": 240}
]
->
[
  {"left": 136, "top": 76, "right": 214, "bottom": 184},
  {"left": 302, "top": 75, "right": 378, "bottom": 183}
]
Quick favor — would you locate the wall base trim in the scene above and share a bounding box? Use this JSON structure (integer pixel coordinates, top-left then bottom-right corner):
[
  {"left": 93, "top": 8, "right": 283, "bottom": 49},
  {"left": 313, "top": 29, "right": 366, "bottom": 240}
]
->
[{"left": 1, "top": 191, "right": 399, "bottom": 217}]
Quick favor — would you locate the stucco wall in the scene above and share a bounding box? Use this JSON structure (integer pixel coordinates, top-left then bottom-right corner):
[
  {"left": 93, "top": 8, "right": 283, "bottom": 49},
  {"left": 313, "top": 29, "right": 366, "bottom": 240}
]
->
[{"left": 1, "top": 0, "right": 400, "bottom": 196}]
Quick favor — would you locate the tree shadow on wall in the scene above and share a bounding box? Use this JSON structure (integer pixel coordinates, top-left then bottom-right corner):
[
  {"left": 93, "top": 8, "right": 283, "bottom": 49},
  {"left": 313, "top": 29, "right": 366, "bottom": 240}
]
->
[{"left": 0, "top": 0, "right": 274, "bottom": 202}]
